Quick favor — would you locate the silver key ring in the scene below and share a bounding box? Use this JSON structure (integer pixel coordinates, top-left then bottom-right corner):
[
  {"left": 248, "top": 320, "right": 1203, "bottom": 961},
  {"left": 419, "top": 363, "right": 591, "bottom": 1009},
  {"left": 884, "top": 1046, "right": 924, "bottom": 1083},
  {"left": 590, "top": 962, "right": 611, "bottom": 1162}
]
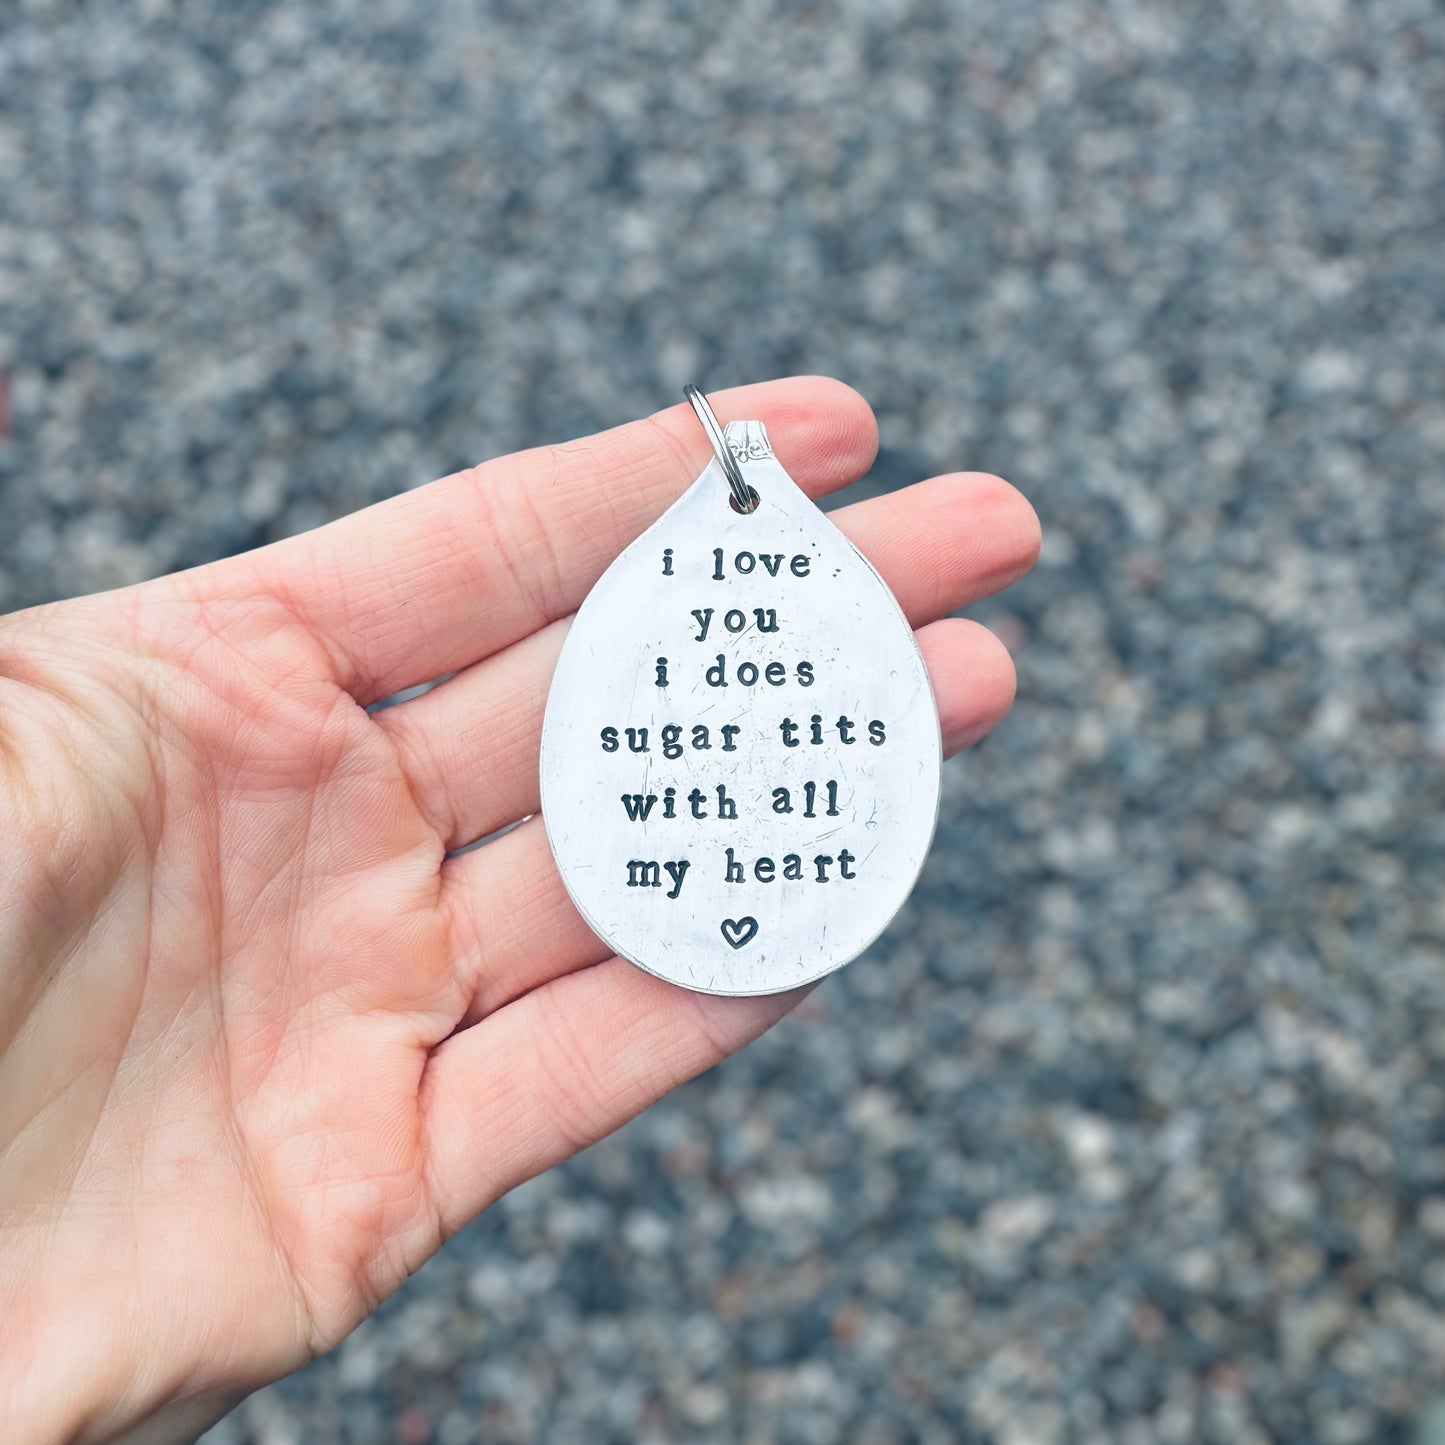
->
[{"left": 683, "top": 384, "right": 758, "bottom": 514}]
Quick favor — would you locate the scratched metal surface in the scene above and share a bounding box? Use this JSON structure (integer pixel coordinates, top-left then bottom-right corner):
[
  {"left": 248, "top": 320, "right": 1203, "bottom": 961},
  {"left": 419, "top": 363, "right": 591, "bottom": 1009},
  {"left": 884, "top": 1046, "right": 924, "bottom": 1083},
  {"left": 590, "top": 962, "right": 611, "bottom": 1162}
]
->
[
  {"left": 540, "top": 427, "right": 940, "bottom": 996},
  {"left": 2, "top": 2, "right": 1444, "bottom": 1442}
]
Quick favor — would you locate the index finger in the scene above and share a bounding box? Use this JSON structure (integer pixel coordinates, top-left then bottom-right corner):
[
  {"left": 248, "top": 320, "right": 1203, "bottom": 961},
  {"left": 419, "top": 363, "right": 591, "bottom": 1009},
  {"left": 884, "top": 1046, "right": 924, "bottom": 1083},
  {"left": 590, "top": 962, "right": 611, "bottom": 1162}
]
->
[{"left": 223, "top": 377, "right": 878, "bottom": 703}]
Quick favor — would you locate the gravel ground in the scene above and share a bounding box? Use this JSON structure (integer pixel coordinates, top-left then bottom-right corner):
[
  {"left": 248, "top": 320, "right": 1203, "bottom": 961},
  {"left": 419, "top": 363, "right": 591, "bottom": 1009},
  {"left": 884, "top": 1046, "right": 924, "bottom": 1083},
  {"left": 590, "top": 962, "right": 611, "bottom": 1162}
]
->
[{"left": 3, "top": 2, "right": 1445, "bottom": 1441}]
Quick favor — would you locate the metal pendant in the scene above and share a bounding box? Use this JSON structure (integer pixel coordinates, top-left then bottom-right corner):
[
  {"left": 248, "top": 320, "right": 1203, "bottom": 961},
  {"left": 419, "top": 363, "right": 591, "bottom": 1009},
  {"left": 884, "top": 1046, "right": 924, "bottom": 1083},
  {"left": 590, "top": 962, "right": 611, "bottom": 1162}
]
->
[{"left": 539, "top": 388, "right": 941, "bottom": 996}]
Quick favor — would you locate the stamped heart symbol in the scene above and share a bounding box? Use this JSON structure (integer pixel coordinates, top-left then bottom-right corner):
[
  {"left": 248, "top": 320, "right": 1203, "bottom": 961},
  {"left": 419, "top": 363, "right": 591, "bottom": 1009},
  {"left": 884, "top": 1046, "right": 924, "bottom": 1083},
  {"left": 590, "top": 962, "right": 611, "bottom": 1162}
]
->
[{"left": 720, "top": 916, "right": 759, "bottom": 950}]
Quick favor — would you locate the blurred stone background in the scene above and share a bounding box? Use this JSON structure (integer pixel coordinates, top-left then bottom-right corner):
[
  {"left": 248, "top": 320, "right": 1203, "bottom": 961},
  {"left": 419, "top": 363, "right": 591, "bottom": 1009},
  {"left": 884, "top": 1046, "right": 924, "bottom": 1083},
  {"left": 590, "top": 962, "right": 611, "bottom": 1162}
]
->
[{"left": 2, "top": 1, "right": 1443, "bottom": 1441}]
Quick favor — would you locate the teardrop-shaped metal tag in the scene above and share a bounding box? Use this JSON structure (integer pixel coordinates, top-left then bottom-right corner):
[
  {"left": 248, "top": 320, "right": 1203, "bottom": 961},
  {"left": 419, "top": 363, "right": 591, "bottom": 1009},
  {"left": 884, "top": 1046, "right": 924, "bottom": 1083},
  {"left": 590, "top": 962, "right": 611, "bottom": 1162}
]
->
[{"left": 540, "top": 403, "right": 940, "bottom": 996}]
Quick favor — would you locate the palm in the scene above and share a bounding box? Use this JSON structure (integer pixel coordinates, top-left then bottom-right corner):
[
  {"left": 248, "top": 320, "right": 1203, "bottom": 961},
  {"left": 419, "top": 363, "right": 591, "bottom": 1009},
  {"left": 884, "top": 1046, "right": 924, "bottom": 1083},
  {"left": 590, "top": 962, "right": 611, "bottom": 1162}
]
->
[{"left": 0, "top": 380, "right": 1038, "bottom": 1441}]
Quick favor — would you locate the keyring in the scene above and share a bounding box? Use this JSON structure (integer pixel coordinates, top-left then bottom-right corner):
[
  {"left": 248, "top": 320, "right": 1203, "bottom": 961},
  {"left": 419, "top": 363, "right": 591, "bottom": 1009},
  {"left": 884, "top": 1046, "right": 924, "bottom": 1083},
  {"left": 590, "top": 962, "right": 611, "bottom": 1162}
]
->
[{"left": 683, "top": 384, "right": 758, "bottom": 513}]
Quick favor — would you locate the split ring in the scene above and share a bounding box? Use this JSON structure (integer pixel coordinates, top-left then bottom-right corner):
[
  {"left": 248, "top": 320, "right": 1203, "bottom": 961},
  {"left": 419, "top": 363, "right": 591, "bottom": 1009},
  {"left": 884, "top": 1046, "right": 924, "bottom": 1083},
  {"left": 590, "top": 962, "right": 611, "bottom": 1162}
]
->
[{"left": 683, "top": 384, "right": 758, "bottom": 514}]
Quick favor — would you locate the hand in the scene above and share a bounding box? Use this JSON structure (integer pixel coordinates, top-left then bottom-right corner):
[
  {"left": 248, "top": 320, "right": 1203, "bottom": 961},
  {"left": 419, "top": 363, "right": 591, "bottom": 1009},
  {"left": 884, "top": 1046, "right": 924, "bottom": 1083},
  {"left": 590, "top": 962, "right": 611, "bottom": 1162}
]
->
[{"left": 0, "top": 378, "right": 1039, "bottom": 1443}]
